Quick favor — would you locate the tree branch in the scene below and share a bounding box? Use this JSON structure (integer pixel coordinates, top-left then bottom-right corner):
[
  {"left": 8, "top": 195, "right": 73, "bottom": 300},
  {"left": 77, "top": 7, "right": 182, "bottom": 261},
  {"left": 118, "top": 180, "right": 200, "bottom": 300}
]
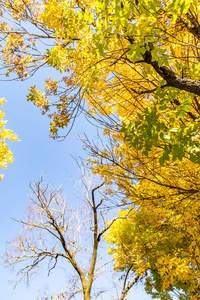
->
[{"left": 142, "top": 49, "right": 200, "bottom": 96}]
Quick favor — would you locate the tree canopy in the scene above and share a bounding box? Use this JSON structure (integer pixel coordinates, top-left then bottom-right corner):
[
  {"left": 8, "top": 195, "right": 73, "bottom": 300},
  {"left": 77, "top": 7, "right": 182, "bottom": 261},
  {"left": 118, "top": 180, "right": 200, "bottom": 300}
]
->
[
  {"left": 1, "top": 0, "right": 200, "bottom": 161},
  {"left": 1, "top": 0, "right": 200, "bottom": 299}
]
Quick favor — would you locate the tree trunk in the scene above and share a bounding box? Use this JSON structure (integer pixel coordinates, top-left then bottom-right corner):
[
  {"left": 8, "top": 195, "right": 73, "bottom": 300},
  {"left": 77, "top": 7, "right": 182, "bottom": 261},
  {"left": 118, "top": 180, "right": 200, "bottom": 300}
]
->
[{"left": 83, "top": 289, "right": 91, "bottom": 300}]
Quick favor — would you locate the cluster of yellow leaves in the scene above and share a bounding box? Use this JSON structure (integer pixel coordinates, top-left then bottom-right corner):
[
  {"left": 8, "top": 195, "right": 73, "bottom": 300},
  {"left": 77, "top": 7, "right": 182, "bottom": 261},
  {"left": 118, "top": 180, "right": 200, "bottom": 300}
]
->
[
  {"left": 27, "top": 85, "right": 50, "bottom": 114},
  {"left": 40, "top": 0, "right": 65, "bottom": 35},
  {"left": 0, "top": 0, "right": 44, "bottom": 79},
  {"left": 45, "top": 78, "right": 59, "bottom": 96},
  {"left": 0, "top": 98, "right": 18, "bottom": 180}
]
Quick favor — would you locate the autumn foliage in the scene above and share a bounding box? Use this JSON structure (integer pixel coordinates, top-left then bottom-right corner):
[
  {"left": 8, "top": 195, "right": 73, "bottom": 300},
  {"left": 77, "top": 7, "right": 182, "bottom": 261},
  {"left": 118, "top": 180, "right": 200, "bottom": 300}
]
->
[
  {"left": 0, "top": 98, "right": 18, "bottom": 179},
  {"left": 1, "top": 0, "right": 200, "bottom": 299}
]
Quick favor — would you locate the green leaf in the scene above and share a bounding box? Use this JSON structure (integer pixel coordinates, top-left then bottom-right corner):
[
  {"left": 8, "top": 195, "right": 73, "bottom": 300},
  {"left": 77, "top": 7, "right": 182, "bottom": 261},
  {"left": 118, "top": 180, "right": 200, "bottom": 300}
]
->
[
  {"left": 177, "top": 151, "right": 183, "bottom": 161},
  {"left": 127, "top": 122, "right": 133, "bottom": 132},
  {"left": 190, "top": 154, "right": 197, "bottom": 163},
  {"left": 159, "top": 105, "right": 168, "bottom": 111},
  {"left": 137, "top": 113, "right": 144, "bottom": 120},
  {"left": 176, "top": 111, "right": 186, "bottom": 118},
  {"left": 159, "top": 155, "right": 165, "bottom": 166},
  {"left": 96, "top": 43, "right": 104, "bottom": 56},
  {"left": 142, "top": 150, "right": 149, "bottom": 156},
  {"left": 137, "top": 144, "right": 143, "bottom": 150},
  {"left": 169, "top": 118, "right": 175, "bottom": 123},
  {"left": 105, "top": 0, "right": 109, "bottom": 7}
]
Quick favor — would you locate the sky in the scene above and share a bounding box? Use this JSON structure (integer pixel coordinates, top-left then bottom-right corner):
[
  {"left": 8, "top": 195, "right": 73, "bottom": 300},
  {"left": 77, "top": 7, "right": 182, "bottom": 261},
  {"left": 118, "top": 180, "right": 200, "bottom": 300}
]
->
[{"left": 0, "top": 66, "right": 154, "bottom": 299}]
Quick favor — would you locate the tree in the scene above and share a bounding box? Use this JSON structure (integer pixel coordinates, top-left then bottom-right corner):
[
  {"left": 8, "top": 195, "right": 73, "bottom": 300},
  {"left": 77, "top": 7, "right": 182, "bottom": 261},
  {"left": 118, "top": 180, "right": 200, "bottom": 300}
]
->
[
  {"left": 0, "top": 97, "right": 18, "bottom": 180},
  {"left": 1, "top": 0, "right": 200, "bottom": 161},
  {"left": 1, "top": 0, "right": 200, "bottom": 298},
  {"left": 83, "top": 134, "right": 200, "bottom": 298},
  {"left": 4, "top": 170, "right": 143, "bottom": 300},
  {"left": 1, "top": 0, "right": 199, "bottom": 168},
  {"left": 105, "top": 203, "right": 200, "bottom": 300}
]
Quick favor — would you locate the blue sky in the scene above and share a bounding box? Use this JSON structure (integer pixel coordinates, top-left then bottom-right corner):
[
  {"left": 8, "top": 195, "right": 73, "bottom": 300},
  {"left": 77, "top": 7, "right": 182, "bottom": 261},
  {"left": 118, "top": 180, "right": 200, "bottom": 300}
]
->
[{"left": 0, "top": 67, "right": 153, "bottom": 299}]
